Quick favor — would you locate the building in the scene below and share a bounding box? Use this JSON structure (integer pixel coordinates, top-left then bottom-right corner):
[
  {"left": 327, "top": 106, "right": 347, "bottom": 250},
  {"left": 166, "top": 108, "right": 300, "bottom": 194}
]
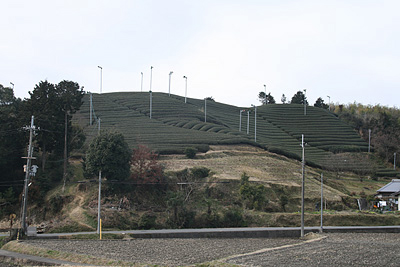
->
[{"left": 376, "top": 179, "right": 400, "bottom": 211}]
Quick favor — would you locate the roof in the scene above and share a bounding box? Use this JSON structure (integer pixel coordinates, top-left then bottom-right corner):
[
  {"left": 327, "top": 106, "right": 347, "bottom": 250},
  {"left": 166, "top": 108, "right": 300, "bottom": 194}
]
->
[{"left": 377, "top": 179, "right": 400, "bottom": 193}]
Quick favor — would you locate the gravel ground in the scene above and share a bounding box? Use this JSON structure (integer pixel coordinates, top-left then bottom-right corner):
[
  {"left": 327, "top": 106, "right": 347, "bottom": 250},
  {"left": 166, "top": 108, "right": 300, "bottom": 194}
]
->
[
  {"left": 226, "top": 233, "right": 400, "bottom": 267},
  {"left": 23, "top": 237, "right": 300, "bottom": 266},
  {"left": 23, "top": 233, "right": 400, "bottom": 266}
]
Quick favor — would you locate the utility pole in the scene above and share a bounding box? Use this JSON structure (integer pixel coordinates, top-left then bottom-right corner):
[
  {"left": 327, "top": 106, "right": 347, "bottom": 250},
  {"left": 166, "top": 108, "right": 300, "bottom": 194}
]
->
[
  {"left": 150, "top": 91, "right": 153, "bottom": 119},
  {"left": 97, "top": 117, "right": 101, "bottom": 234},
  {"left": 21, "top": 116, "right": 36, "bottom": 234},
  {"left": 90, "top": 93, "right": 93, "bottom": 125},
  {"left": 141, "top": 72, "right": 143, "bottom": 92},
  {"left": 251, "top": 105, "right": 257, "bottom": 142},
  {"left": 183, "top": 76, "right": 187, "bottom": 103},
  {"left": 239, "top": 110, "right": 245, "bottom": 131},
  {"left": 62, "top": 109, "right": 68, "bottom": 193},
  {"left": 98, "top": 66, "right": 103, "bottom": 94},
  {"left": 368, "top": 129, "right": 371, "bottom": 153},
  {"left": 169, "top": 71, "right": 173, "bottom": 96},
  {"left": 247, "top": 110, "right": 250, "bottom": 135},
  {"left": 150, "top": 66, "right": 153, "bottom": 92},
  {"left": 300, "top": 134, "right": 305, "bottom": 237},
  {"left": 320, "top": 173, "right": 323, "bottom": 233},
  {"left": 204, "top": 98, "right": 207, "bottom": 123}
]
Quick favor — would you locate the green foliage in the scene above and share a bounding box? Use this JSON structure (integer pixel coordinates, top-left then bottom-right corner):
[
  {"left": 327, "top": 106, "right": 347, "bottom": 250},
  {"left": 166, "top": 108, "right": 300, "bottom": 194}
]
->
[
  {"left": 258, "top": 92, "right": 276, "bottom": 105},
  {"left": 73, "top": 92, "right": 370, "bottom": 168},
  {"left": 85, "top": 131, "right": 131, "bottom": 182},
  {"left": 314, "top": 97, "right": 329, "bottom": 109},
  {"left": 138, "top": 212, "right": 158, "bottom": 229},
  {"left": 280, "top": 195, "right": 289, "bottom": 211},
  {"left": 191, "top": 167, "right": 210, "bottom": 179},
  {"left": 290, "top": 91, "right": 308, "bottom": 105},
  {"left": 239, "top": 172, "right": 267, "bottom": 210},
  {"left": 335, "top": 103, "right": 400, "bottom": 164},
  {"left": 184, "top": 147, "right": 197, "bottom": 159},
  {"left": 221, "top": 208, "right": 246, "bottom": 227},
  {"left": 0, "top": 85, "right": 25, "bottom": 200}
]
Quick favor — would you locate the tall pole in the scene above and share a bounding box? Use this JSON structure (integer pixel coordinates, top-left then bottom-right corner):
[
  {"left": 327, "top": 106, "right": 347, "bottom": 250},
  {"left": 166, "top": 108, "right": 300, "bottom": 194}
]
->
[
  {"left": 239, "top": 110, "right": 244, "bottom": 131},
  {"left": 320, "top": 173, "right": 323, "bottom": 233},
  {"left": 368, "top": 129, "right": 371, "bottom": 153},
  {"left": 98, "top": 66, "right": 102, "bottom": 94},
  {"left": 327, "top": 95, "right": 331, "bottom": 111},
  {"left": 97, "top": 118, "right": 101, "bottom": 234},
  {"left": 150, "top": 91, "right": 153, "bottom": 119},
  {"left": 169, "top": 71, "right": 173, "bottom": 96},
  {"left": 183, "top": 76, "right": 187, "bottom": 103},
  {"left": 90, "top": 93, "right": 93, "bottom": 125},
  {"left": 141, "top": 72, "right": 143, "bottom": 92},
  {"left": 247, "top": 110, "right": 250, "bottom": 135},
  {"left": 62, "top": 109, "right": 68, "bottom": 193},
  {"left": 150, "top": 66, "right": 153, "bottom": 92},
  {"left": 264, "top": 85, "right": 267, "bottom": 104},
  {"left": 303, "top": 89, "right": 307, "bottom": 116},
  {"left": 21, "top": 116, "right": 35, "bottom": 234},
  {"left": 252, "top": 105, "right": 257, "bottom": 142},
  {"left": 204, "top": 98, "right": 207, "bottom": 123},
  {"left": 301, "top": 134, "right": 305, "bottom": 237}
]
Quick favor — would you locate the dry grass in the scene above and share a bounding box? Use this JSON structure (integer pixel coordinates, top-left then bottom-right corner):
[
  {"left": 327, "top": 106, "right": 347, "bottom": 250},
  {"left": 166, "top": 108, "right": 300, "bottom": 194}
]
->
[{"left": 2, "top": 241, "right": 142, "bottom": 266}]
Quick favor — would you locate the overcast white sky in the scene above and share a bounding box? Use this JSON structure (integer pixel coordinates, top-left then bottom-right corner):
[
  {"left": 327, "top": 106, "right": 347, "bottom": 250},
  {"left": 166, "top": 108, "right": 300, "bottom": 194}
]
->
[{"left": 1, "top": 0, "right": 399, "bottom": 107}]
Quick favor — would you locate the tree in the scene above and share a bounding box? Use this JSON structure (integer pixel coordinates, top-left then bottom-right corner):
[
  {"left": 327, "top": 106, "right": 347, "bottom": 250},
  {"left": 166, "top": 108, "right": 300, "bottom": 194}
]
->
[
  {"left": 314, "top": 97, "right": 329, "bottom": 109},
  {"left": 56, "top": 80, "right": 84, "bottom": 188},
  {"left": 131, "top": 144, "right": 163, "bottom": 183},
  {"left": 25, "top": 80, "right": 84, "bottom": 173},
  {"left": 0, "top": 84, "right": 15, "bottom": 105},
  {"left": 25, "top": 81, "right": 62, "bottom": 170},
  {"left": 290, "top": 91, "right": 308, "bottom": 105},
  {"left": 258, "top": 92, "right": 275, "bottom": 105},
  {"left": 85, "top": 131, "right": 131, "bottom": 182},
  {"left": 0, "top": 84, "right": 25, "bottom": 198},
  {"left": 239, "top": 172, "right": 267, "bottom": 210},
  {"left": 281, "top": 94, "right": 287, "bottom": 104}
]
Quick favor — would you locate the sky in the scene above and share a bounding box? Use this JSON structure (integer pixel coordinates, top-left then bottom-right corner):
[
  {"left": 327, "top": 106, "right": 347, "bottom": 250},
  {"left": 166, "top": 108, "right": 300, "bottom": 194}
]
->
[{"left": 1, "top": 0, "right": 400, "bottom": 108}]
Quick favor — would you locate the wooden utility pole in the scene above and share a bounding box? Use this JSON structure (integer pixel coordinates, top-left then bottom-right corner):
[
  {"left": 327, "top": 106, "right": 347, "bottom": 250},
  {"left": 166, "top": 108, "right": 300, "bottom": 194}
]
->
[{"left": 21, "top": 116, "right": 35, "bottom": 234}]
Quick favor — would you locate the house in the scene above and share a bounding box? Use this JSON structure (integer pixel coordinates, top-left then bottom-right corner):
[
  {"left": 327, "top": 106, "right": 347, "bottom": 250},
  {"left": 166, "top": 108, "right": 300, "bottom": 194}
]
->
[{"left": 376, "top": 179, "right": 400, "bottom": 211}]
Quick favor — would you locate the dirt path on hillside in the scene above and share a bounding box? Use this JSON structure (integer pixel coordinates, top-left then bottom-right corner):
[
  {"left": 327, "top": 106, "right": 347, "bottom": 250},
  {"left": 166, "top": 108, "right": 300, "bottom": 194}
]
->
[{"left": 68, "top": 193, "right": 95, "bottom": 230}]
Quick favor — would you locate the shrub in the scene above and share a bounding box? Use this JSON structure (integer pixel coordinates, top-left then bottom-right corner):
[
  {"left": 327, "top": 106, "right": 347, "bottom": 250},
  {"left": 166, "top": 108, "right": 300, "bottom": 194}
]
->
[
  {"left": 138, "top": 212, "right": 157, "bottom": 229},
  {"left": 191, "top": 167, "right": 210, "bottom": 179},
  {"left": 184, "top": 147, "right": 197, "bottom": 159},
  {"left": 221, "top": 208, "right": 246, "bottom": 227}
]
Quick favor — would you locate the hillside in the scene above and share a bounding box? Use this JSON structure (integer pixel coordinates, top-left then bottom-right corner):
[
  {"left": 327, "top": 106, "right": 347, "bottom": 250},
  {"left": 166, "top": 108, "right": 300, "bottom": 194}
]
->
[{"left": 73, "top": 92, "right": 368, "bottom": 168}]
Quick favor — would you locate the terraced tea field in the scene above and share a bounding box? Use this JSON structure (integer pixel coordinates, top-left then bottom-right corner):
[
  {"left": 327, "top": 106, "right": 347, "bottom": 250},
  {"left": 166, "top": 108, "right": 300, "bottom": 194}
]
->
[{"left": 73, "top": 92, "right": 368, "bottom": 167}]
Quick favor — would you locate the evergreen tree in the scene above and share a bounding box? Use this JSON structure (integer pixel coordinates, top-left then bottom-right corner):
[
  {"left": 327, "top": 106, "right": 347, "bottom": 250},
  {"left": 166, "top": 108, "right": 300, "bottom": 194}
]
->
[
  {"left": 290, "top": 91, "right": 308, "bottom": 105},
  {"left": 314, "top": 97, "right": 329, "bottom": 109}
]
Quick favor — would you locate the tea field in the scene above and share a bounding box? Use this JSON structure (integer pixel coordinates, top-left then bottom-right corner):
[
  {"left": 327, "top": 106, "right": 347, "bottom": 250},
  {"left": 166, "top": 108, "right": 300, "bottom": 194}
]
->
[{"left": 73, "top": 92, "right": 368, "bottom": 167}]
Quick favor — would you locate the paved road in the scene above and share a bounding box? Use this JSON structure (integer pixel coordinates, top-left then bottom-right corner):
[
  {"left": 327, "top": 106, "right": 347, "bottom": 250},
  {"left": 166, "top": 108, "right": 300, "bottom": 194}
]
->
[{"left": 37, "top": 225, "right": 400, "bottom": 239}]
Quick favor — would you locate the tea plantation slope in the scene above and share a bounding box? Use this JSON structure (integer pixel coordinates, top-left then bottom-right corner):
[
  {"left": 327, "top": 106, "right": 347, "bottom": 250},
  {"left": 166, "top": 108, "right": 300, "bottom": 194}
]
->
[
  {"left": 74, "top": 92, "right": 254, "bottom": 153},
  {"left": 74, "top": 92, "right": 368, "bottom": 167},
  {"left": 257, "top": 104, "right": 369, "bottom": 153}
]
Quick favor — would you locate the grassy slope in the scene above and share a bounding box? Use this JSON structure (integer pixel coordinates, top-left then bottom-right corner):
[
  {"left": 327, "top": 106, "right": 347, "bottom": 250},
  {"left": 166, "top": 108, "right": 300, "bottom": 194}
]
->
[{"left": 73, "top": 92, "right": 367, "bottom": 167}]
